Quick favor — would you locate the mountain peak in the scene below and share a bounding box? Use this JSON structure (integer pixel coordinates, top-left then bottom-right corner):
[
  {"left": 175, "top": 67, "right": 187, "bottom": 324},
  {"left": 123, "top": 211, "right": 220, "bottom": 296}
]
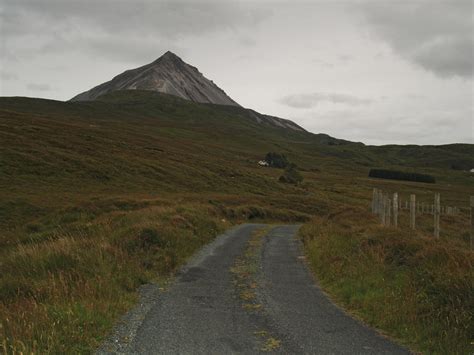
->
[
  {"left": 70, "top": 51, "right": 240, "bottom": 106},
  {"left": 162, "top": 50, "right": 180, "bottom": 59},
  {"left": 156, "top": 50, "right": 182, "bottom": 63}
]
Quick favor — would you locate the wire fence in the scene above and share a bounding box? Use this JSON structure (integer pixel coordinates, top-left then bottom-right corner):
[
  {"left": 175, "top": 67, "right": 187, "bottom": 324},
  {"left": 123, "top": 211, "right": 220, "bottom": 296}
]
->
[{"left": 371, "top": 188, "right": 474, "bottom": 249}]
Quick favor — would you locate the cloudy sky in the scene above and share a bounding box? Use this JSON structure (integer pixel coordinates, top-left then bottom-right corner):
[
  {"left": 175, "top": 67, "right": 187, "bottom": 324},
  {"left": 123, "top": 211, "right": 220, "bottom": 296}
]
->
[{"left": 1, "top": 0, "right": 473, "bottom": 145}]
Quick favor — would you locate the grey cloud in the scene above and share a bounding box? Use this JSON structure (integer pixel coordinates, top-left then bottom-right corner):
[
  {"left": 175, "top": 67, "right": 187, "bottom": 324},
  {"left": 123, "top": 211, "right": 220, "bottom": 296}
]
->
[
  {"left": 312, "top": 55, "right": 353, "bottom": 69},
  {"left": 0, "top": 72, "right": 18, "bottom": 80},
  {"left": 360, "top": 1, "right": 473, "bottom": 78},
  {"left": 412, "top": 36, "right": 473, "bottom": 78},
  {"left": 279, "top": 93, "right": 373, "bottom": 109},
  {"left": 338, "top": 54, "right": 353, "bottom": 62},
  {"left": 239, "top": 37, "right": 257, "bottom": 47},
  {"left": 3, "top": 1, "right": 268, "bottom": 63},
  {"left": 69, "top": 35, "right": 182, "bottom": 64},
  {"left": 27, "top": 83, "right": 52, "bottom": 91},
  {"left": 312, "top": 58, "right": 335, "bottom": 68},
  {"left": 297, "top": 107, "right": 473, "bottom": 145}
]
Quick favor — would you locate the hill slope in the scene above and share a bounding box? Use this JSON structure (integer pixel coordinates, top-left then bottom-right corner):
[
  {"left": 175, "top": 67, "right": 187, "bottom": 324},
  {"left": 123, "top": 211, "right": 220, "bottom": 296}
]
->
[
  {"left": 1, "top": 90, "right": 473, "bottom": 354},
  {"left": 1, "top": 90, "right": 473, "bottom": 229}
]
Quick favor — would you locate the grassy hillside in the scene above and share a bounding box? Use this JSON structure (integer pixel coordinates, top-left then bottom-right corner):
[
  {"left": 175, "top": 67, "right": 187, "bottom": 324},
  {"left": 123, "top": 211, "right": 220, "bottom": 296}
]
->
[{"left": 1, "top": 91, "right": 473, "bottom": 353}]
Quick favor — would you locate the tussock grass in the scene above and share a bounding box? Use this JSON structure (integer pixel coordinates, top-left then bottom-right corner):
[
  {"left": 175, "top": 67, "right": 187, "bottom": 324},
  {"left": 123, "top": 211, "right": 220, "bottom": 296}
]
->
[
  {"left": 0, "top": 204, "right": 226, "bottom": 353},
  {"left": 300, "top": 208, "right": 474, "bottom": 354}
]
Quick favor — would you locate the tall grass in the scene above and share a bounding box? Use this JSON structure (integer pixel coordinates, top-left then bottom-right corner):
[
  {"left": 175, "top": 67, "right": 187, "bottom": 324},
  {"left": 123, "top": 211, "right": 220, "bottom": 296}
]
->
[
  {"left": 300, "top": 208, "right": 474, "bottom": 354},
  {"left": 0, "top": 204, "right": 226, "bottom": 353}
]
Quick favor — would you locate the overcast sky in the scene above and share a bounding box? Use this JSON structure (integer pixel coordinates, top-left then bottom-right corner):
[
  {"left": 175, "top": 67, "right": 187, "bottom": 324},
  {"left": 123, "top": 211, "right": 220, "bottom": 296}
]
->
[{"left": 1, "top": 0, "right": 473, "bottom": 145}]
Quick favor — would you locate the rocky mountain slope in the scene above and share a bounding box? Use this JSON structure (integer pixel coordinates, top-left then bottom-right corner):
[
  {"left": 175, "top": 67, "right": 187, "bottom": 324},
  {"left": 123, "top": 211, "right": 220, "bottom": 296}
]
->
[{"left": 71, "top": 51, "right": 240, "bottom": 107}]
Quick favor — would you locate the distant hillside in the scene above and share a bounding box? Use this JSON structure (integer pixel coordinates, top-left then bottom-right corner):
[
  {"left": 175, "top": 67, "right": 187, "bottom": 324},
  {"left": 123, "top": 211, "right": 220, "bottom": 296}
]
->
[
  {"left": 96, "top": 90, "right": 308, "bottom": 132},
  {"left": 1, "top": 91, "right": 473, "bottom": 182}
]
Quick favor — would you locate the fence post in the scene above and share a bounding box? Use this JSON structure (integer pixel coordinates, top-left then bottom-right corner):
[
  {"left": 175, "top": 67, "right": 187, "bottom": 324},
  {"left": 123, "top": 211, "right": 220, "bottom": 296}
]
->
[
  {"left": 386, "top": 198, "right": 392, "bottom": 226},
  {"left": 372, "top": 188, "right": 377, "bottom": 214},
  {"left": 393, "top": 193, "right": 398, "bottom": 228},
  {"left": 379, "top": 190, "right": 384, "bottom": 222},
  {"left": 470, "top": 196, "right": 474, "bottom": 249},
  {"left": 410, "top": 194, "right": 416, "bottom": 230},
  {"left": 381, "top": 194, "right": 387, "bottom": 225},
  {"left": 434, "top": 193, "right": 440, "bottom": 238}
]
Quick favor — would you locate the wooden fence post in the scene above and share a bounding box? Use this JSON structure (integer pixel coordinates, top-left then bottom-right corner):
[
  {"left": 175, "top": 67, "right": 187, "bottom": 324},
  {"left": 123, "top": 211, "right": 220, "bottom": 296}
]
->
[
  {"left": 386, "top": 198, "right": 392, "bottom": 227},
  {"left": 379, "top": 190, "right": 384, "bottom": 222},
  {"left": 381, "top": 194, "right": 387, "bottom": 225},
  {"left": 393, "top": 192, "right": 398, "bottom": 228},
  {"left": 372, "top": 188, "right": 378, "bottom": 214},
  {"left": 434, "top": 193, "right": 440, "bottom": 238},
  {"left": 470, "top": 196, "right": 474, "bottom": 249},
  {"left": 372, "top": 188, "right": 376, "bottom": 214},
  {"left": 410, "top": 194, "right": 416, "bottom": 230}
]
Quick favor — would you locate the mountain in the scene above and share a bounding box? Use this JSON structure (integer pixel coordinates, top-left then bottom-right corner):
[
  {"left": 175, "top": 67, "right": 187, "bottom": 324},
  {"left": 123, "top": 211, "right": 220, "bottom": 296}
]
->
[
  {"left": 71, "top": 51, "right": 308, "bottom": 132},
  {"left": 70, "top": 51, "right": 240, "bottom": 106}
]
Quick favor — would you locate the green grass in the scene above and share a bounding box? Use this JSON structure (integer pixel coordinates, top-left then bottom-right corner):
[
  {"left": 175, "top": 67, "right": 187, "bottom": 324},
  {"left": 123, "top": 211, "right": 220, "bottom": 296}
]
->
[{"left": 1, "top": 90, "right": 473, "bottom": 353}]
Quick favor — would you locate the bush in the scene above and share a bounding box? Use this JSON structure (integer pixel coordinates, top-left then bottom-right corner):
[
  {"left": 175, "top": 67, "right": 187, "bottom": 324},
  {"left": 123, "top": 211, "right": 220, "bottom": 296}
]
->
[
  {"left": 279, "top": 164, "right": 303, "bottom": 184},
  {"left": 450, "top": 161, "right": 472, "bottom": 171},
  {"left": 265, "top": 152, "right": 289, "bottom": 168},
  {"left": 369, "top": 168, "right": 435, "bottom": 183}
]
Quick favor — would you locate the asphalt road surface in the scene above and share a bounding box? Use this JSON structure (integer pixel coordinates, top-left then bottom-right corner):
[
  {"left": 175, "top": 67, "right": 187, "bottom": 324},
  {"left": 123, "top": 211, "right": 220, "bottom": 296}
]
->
[{"left": 99, "top": 224, "right": 409, "bottom": 354}]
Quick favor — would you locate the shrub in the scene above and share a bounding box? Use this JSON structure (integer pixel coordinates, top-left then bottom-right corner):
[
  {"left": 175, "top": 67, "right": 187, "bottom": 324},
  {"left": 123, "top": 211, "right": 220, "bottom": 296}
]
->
[
  {"left": 279, "top": 164, "right": 303, "bottom": 184},
  {"left": 369, "top": 168, "right": 435, "bottom": 183},
  {"left": 265, "top": 152, "right": 289, "bottom": 168}
]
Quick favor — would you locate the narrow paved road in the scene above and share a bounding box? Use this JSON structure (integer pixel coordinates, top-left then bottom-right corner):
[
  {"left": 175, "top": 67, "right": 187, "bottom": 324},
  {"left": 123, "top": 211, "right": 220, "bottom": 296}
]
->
[
  {"left": 258, "top": 226, "right": 407, "bottom": 354},
  {"left": 100, "top": 224, "right": 409, "bottom": 354}
]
